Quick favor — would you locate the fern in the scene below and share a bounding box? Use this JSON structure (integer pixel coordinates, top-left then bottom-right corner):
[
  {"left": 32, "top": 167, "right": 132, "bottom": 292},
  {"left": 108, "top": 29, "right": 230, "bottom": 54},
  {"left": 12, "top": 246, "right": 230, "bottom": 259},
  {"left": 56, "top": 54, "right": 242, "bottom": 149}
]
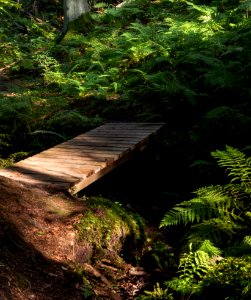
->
[
  {"left": 160, "top": 146, "right": 251, "bottom": 262},
  {"left": 30, "top": 130, "right": 66, "bottom": 140},
  {"left": 238, "top": 0, "right": 251, "bottom": 17},
  {"left": 0, "top": 151, "right": 28, "bottom": 168},
  {"left": 224, "top": 236, "right": 251, "bottom": 257},
  {"left": 186, "top": 217, "right": 240, "bottom": 247},
  {"left": 46, "top": 111, "right": 103, "bottom": 136},
  {"left": 166, "top": 276, "right": 198, "bottom": 297},
  {"left": 178, "top": 245, "right": 212, "bottom": 279},
  {"left": 0, "top": 133, "right": 10, "bottom": 148},
  {"left": 166, "top": 244, "right": 212, "bottom": 296},
  {"left": 0, "top": 0, "right": 20, "bottom": 16},
  {"left": 160, "top": 185, "right": 232, "bottom": 227},
  {"left": 212, "top": 146, "right": 251, "bottom": 194},
  {"left": 198, "top": 240, "right": 222, "bottom": 257},
  {"left": 137, "top": 282, "right": 174, "bottom": 300},
  {"left": 161, "top": 147, "right": 251, "bottom": 251}
]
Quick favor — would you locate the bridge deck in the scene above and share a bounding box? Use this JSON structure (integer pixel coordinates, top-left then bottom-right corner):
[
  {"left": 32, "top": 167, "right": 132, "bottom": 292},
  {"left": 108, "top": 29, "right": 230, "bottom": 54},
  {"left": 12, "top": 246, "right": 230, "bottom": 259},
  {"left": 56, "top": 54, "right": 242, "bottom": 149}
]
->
[{"left": 0, "top": 123, "right": 165, "bottom": 194}]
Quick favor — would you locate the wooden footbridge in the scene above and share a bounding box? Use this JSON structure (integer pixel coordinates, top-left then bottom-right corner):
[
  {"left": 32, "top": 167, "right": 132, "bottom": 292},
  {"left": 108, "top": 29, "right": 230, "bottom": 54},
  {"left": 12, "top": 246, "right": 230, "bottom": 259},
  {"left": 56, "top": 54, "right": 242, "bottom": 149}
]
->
[{"left": 0, "top": 123, "right": 165, "bottom": 194}]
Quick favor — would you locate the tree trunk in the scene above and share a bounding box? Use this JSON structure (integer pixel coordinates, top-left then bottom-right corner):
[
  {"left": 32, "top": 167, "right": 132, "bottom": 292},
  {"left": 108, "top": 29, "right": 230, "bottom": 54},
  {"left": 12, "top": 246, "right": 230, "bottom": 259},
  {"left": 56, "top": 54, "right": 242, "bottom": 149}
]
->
[
  {"left": 57, "top": 0, "right": 91, "bottom": 43},
  {"left": 32, "top": 0, "right": 39, "bottom": 16}
]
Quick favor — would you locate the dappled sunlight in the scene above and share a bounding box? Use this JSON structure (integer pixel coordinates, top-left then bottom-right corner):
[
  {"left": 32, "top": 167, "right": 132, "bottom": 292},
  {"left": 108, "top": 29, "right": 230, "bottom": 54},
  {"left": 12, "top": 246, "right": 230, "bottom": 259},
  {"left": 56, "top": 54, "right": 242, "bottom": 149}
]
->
[
  {"left": 1, "top": 92, "right": 19, "bottom": 97},
  {"left": 0, "top": 0, "right": 251, "bottom": 297}
]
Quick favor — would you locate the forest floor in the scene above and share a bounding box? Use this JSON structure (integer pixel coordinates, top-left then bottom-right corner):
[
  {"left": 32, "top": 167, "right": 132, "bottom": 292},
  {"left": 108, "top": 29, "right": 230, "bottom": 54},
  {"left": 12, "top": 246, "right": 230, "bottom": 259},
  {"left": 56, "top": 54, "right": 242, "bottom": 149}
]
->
[
  {"left": 0, "top": 72, "right": 171, "bottom": 300},
  {"left": 0, "top": 176, "right": 85, "bottom": 300},
  {"left": 0, "top": 76, "right": 157, "bottom": 299},
  {"left": 0, "top": 173, "right": 154, "bottom": 300}
]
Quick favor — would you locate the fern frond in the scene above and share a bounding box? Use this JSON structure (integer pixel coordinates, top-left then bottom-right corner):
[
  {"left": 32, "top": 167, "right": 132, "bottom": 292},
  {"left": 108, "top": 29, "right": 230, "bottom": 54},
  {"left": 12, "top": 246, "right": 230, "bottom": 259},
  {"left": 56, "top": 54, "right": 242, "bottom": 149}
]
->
[
  {"left": 224, "top": 183, "right": 248, "bottom": 204},
  {"left": 212, "top": 146, "right": 251, "bottom": 189},
  {"left": 198, "top": 240, "right": 221, "bottom": 257},
  {"left": 178, "top": 245, "right": 212, "bottom": 280},
  {"left": 187, "top": 217, "right": 240, "bottom": 247},
  {"left": 243, "top": 236, "right": 251, "bottom": 246},
  {"left": 0, "top": 0, "right": 20, "bottom": 16},
  {"left": 224, "top": 236, "right": 251, "bottom": 257},
  {"left": 30, "top": 130, "right": 65, "bottom": 140},
  {"left": 214, "top": 146, "right": 251, "bottom": 195},
  {"left": 138, "top": 282, "right": 174, "bottom": 300},
  {"left": 166, "top": 276, "right": 198, "bottom": 296},
  {"left": 245, "top": 211, "right": 251, "bottom": 220},
  {"left": 160, "top": 186, "right": 232, "bottom": 227},
  {"left": 0, "top": 152, "right": 29, "bottom": 168},
  {"left": 0, "top": 133, "right": 10, "bottom": 147}
]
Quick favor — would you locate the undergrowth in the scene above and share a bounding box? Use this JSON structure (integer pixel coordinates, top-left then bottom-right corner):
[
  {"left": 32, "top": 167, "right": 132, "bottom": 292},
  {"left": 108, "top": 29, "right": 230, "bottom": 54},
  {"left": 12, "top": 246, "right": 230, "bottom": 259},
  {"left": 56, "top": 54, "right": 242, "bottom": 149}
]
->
[
  {"left": 0, "top": 1, "right": 251, "bottom": 298},
  {"left": 0, "top": 0, "right": 250, "bottom": 168}
]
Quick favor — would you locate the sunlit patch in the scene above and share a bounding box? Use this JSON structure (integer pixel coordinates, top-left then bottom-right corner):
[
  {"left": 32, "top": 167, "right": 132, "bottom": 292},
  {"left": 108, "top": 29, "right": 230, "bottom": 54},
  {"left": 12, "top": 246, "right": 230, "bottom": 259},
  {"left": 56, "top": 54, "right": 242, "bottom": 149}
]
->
[{"left": 2, "top": 92, "right": 18, "bottom": 97}]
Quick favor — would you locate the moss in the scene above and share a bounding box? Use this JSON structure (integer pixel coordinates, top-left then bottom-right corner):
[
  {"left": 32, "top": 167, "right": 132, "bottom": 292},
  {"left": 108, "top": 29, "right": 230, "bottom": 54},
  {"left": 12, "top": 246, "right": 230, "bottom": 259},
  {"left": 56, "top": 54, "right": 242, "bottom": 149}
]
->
[
  {"left": 76, "top": 196, "right": 146, "bottom": 260},
  {"left": 68, "top": 13, "right": 92, "bottom": 34},
  {"left": 198, "top": 257, "right": 251, "bottom": 299},
  {"left": 15, "top": 272, "right": 31, "bottom": 290}
]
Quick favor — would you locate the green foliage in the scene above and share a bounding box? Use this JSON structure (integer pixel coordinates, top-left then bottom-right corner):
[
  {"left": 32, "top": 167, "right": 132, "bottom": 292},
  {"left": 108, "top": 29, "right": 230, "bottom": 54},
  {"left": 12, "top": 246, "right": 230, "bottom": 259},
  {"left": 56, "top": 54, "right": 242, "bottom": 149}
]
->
[
  {"left": 186, "top": 217, "right": 241, "bottom": 247},
  {"left": 164, "top": 243, "right": 213, "bottom": 297},
  {"left": 80, "top": 276, "right": 95, "bottom": 299},
  {"left": 45, "top": 111, "right": 103, "bottom": 136},
  {"left": 0, "top": 95, "right": 33, "bottom": 139},
  {"left": 1, "top": 0, "right": 251, "bottom": 155},
  {"left": 0, "top": 89, "right": 103, "bottom": 163},
  {"left": 198, "top": 239, "right": 222, "bottom": 257},
  {"left": 178, "top": 244, "right": 212, "bottom": 279},
  {"left": 137, "top": 282, "right": 174, "bottom": 300},
  {"left": 160, "top": 185, "right": 233, "bottom": 227},
  {"left": 161, "top": 146, "right": 251, "bottom": 298},
  {"left": 212, "top": 145, "right": 251, "bottom": 194},
  {"left": 148, "top": 240, "right": 176, "bottom": 271},
  {"left": 0, "top": 0, "right": 20, "bottom": 16},
  {"left": 0, "top": 152, "right": 28, "bottom": 168},
  {"left": 160, "top": 147, "right": 251, "bottom": 250},
  {"left": 198, "top": 257, "right": 251, "bottom": 299},
  {"left": 0, "top": 0, "right": 251, "bottom": 298},
  {"left": 224, "top": 235, "right": 251, "bottom": 256},
  {"left": 14, "top": 0, "right": 247, "bottom": 123},
  {"left": 77, "top": 196, "right": 145, "bottom": 259}
]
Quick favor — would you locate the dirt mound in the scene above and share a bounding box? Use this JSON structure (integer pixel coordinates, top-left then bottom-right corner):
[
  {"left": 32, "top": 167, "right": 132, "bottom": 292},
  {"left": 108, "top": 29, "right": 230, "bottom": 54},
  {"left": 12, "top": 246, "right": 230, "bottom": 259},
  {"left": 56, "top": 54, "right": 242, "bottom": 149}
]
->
[{"left": 0, "top": 176, "right": 149, "bottom": 299}]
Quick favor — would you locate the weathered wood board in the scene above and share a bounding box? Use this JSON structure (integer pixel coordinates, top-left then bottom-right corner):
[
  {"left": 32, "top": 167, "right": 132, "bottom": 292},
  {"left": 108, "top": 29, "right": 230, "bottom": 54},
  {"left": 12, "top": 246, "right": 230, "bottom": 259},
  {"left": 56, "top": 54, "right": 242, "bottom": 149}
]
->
[{"left": 0, "top": 123, "right": 165, "bottom": 194}]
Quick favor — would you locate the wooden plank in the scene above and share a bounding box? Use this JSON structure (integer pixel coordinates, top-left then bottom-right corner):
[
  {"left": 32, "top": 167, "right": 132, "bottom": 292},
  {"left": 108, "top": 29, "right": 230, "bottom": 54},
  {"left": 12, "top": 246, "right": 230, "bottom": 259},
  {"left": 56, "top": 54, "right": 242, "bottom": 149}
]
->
[
  {"left": 89, "top": 123, "right": 165, "bottom": 131},
  {"left": 70, "top": 138, "right": 140, "bottom": 143},
  {"left": 0, "top": 171, "right": 73, "bottom": 189},
  {"left": 7, "top": 167, "right": 79, "bottom": 183},
  {"left": 26, "top": 154, "right": 115, "bottom": 164},
  {"left": 89, "top": 129, "right": 161, "bottom": 134},
  {"left": 14, "top": 161, "right": 99, "bottom": 177},
  {"left": 30, "top": 146, "right": 133, "bottom": 160},
  {"left": 87, "top": 123, "right": 153, "bottom": 127},
  {"left": 55, "top": 138, "right": 146, "bottom": 147},
  {"left": 10, "top": 164, "right": 85, "bottom": 180},
  {"left": 0, "top": 122, "right": 165, "bottom": 193},
  {"left": 57, "top": 144, "right": 130, "bottom": 150},
  {"left": 21, "top": 157, "right": 108, "bottom": 168},
  {"left": 53, "top": 145, "right": 130, "bottom": 153},
  {"left": 55, "top": 135, "right": 150, "bottom": 146},
  {"left": 68, "top": 138, "right": 149, "bottom": 194},
  {"left": 81, "top": 132, "right": 152, "bottom": 138},
  {"left": 25, "top": 151, "right": 121, "bottom": 162},
  {"left": 47, "top": 142, "right": 133, "bottom": 150},
  {"left": 89, "top": 128, "right": 163, "bottom": 133},
  {"left": 71, "top": 135, "right": 147, "bottom": 141}
]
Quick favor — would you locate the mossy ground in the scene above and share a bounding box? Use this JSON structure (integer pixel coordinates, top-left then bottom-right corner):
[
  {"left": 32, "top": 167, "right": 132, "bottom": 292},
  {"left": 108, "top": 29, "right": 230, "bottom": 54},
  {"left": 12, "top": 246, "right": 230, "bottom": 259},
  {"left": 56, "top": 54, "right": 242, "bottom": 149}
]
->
[{"left": 77, "top": 197, "right": 145, "bottom": 257}]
